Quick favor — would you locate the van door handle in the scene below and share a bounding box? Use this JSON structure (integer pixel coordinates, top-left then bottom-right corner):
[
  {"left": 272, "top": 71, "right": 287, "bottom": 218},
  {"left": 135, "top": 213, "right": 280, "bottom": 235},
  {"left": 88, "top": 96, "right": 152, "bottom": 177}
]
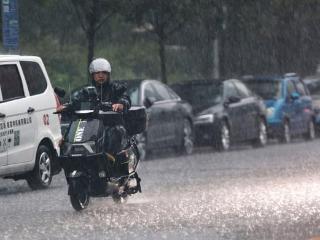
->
[
  {"left": 0, "top": 113, "right": 5, "bottom": 118},
  {"left": 27, "top": 107, "right": 35, "bottom": 114}
]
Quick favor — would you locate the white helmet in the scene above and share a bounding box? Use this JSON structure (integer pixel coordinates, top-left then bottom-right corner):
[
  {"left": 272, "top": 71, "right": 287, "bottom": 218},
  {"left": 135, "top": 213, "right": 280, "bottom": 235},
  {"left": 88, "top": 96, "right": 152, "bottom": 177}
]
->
[{"left": 89, "top": 58, "right": 111, "bottom": 74}]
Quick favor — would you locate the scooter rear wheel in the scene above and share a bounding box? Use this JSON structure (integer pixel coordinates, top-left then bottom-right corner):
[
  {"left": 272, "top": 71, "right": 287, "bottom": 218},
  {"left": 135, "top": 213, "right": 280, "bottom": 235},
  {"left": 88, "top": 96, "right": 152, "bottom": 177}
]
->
[
  {"left": 70, "top": 192, "right": 90, "bottom": 211},
  {"left": 112, "top": 193, "right": 128, "bottom": 204}
]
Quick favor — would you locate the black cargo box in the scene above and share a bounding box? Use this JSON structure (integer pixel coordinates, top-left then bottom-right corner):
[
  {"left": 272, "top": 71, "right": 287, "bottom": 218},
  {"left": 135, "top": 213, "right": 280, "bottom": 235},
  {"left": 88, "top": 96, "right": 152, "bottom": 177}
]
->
[
  {"left": 124, "top": 106, "right": 147, "bottom": 135},
  {"left": 99, "top": 111, "right": 124, "bottom": 126}
]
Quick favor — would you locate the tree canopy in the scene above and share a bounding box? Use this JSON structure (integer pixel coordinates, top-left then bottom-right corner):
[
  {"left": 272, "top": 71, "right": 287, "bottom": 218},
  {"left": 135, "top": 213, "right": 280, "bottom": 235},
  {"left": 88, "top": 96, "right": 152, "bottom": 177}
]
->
[{"left": 1, "top": 0, "right": 320, "bottom": 90}]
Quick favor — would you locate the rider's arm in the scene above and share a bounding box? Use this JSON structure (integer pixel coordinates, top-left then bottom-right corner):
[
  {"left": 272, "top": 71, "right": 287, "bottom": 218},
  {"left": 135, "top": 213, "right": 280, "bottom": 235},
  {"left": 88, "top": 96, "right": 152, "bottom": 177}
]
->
[
  {"left": 112, "top": 95, "right": 131, "bottom": 112},
  {"left": 118, "top": 94, "right": 131, "bottom": 111},
  {"left": 111, "top": 82, "right": 131, "bottom": 112}
]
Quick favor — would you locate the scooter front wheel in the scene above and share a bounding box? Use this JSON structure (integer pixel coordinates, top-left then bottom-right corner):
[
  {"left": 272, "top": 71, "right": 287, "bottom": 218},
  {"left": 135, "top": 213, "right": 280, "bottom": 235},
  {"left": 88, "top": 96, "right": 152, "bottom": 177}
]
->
[{"left": 70, "top": 192, "right": 90, "bottom": 211}]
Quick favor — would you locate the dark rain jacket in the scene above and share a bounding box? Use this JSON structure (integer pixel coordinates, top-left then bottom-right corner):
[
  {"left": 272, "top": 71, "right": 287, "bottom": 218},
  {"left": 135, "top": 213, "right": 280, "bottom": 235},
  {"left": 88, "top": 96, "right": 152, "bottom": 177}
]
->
[
  {"left": 67, "top": 80, "right": 131, "bottom": 112},
  {"left": 93, "top": 80, "right": 131, "bottom": 111}
]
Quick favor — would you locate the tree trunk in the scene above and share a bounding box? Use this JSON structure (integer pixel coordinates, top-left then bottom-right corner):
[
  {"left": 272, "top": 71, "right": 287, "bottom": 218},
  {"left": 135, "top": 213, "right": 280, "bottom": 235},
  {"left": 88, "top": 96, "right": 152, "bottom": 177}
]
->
[
  {"left": 204, "top": 22, "right": 214, "bottom": 79},
  {"left": 159, "top": 37, "right": 167, "bottom": 84},
  {"left": 87, "top": 31, "right": 95, "bottom": 67},
  {"left": 212, "top": 37, "right": 219, "bottom": 79},
  {"left": 87, "top": 23, "right": 96, "bottom": 83}
]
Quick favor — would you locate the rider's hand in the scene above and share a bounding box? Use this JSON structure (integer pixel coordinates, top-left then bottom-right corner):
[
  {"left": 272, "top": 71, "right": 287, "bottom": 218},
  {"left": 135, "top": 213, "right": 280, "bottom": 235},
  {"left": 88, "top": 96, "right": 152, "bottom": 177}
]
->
[{"left": 112, "top": 103, "right": 124, "bottom": 112}]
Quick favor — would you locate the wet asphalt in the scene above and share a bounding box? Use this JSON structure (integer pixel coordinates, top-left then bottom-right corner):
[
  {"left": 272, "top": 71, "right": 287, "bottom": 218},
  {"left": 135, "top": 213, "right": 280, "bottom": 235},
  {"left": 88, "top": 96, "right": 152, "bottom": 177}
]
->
[{"left": 1, "top": 139, "right": 320, "bottom": 240}]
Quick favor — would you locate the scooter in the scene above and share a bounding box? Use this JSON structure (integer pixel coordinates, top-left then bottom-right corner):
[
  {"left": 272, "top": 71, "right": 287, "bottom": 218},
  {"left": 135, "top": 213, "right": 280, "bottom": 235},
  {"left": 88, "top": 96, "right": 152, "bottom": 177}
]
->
[{"left": 58, "top": 86, "right": 146, "bottom": 211}]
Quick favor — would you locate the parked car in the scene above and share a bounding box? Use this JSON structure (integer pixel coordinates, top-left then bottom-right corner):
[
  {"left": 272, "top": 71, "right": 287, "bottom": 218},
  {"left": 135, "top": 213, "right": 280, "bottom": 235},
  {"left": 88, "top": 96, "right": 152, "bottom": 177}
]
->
[
  {"left": 122, "top": 79, "right": 194, "bottom": 160},
  {"left": 171, "top": 79, "right": 268, "bottom": 150},
  {"left": 0, "top": 55, "right": 62, "bottom": 189},
  {"left": 303, "top": 75, "right": 320, "bottom": 133},
  {"left": 242, "top": 73, "right": 315, "bottom": 142}
]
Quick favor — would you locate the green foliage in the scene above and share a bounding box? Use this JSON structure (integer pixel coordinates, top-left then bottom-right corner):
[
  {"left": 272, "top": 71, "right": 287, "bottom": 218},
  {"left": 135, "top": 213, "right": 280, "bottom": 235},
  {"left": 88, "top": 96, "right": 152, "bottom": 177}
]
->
[
  {"left": 21, "top": 35, "right": 87, "bottom": 89},
  {"left": 135, "top": 0, "right": 193, "bottom": 83},
  {"left": 2, "top": 0, "right": 320, "bottom": 93},
  {"left": 96, "top": 39, "right": 160, "bottom": 80}
]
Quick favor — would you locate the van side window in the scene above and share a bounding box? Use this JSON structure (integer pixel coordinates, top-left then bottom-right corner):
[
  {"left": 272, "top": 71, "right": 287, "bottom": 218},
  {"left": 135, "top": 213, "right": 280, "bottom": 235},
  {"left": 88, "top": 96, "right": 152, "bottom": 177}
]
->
[
  {"left": 286, "top": 80, "right": 296, "bottom": 96},
  {"left": 0, "top": 64, "right": 25, "bottom": 101},
  {"left": 20, "top": 61, "right": 47, "bottom": 96},
  {"left": 295, "top": 81, "right": 307, "bottom": 96}
]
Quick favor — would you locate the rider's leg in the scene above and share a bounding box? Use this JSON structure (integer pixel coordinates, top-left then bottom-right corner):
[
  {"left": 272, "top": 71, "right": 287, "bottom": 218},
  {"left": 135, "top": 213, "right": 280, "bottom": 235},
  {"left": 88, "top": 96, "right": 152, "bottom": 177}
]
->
[{"left": 104, "top": 125, "right": 127, "bottom": 156}]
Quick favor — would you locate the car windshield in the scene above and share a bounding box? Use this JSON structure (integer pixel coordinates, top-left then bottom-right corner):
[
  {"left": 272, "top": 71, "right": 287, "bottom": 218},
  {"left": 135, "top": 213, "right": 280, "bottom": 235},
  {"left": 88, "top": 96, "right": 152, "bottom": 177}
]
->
[
  {"left": 174, "top": 83, "right": 222, "bottom": 112},
  {"left": 122, "top": 81, "right": 141, "bottom": 106},
  {"left": 245, "top": 80, "right": 281, "bottom": 100},
  {"left": 305, "top": 79, "right": 320, "bottom": 100}
]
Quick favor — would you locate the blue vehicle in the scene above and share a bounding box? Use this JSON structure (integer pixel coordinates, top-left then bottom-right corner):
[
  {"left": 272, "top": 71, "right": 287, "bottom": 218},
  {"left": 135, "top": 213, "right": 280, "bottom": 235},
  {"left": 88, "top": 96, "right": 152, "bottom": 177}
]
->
[
  {"left": 242, "top": 73, "right": 315, "bottom": 142},
  {"left": 303, "top": 76, "right": 320, "bottom": 134}
]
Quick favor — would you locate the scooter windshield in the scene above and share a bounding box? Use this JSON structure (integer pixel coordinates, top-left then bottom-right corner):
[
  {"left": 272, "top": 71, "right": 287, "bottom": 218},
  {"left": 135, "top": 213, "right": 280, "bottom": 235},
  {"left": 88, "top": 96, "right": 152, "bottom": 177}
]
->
[{"left": 66, "top": 118, "right": 104, "bottom": 143}]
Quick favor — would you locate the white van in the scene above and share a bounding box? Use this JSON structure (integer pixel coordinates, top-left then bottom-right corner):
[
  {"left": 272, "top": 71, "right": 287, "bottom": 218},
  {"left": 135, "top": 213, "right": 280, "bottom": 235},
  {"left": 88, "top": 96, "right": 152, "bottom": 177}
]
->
[{"left": 0, "top": 55, "right": 62, "bottom": 189}]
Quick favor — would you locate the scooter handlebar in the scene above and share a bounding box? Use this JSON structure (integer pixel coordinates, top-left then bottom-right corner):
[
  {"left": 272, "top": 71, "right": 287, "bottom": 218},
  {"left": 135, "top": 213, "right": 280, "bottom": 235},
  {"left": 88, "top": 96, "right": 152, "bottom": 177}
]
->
[{"left": 99, "top": 101, "right": 113, "bottom": 112}]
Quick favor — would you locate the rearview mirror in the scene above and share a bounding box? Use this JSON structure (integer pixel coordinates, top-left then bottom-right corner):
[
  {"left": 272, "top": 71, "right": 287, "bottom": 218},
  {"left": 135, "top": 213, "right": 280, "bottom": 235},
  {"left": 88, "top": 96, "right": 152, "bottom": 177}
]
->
[
  {"left": 228, "top": 96, "right": 241, "bottom": 104},
  {"left": 290, "top": 92, "right": 300, "bottom": 100},
  {"left": 223, "top": 96, "right": 240, "bottom": 108},
  {"left": 54, "top": 86, "right": 66, "bottom": 98}
]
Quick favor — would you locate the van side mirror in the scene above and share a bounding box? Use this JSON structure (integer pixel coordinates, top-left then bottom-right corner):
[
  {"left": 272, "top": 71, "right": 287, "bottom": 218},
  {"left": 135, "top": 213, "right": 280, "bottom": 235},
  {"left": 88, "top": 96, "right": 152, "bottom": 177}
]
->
[{"left": 143, "top": 97, "right": 156, "bottom": 108}]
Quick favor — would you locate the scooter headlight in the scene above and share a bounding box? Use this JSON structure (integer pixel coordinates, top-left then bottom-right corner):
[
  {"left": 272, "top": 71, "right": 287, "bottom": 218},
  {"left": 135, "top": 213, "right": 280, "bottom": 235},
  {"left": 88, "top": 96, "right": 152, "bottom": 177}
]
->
[
  {"left": 70, "top": 141, "right": 96, "bottom": 155},
  {"left": 71, "top": 145, "right": 86, "bottom": 154}
]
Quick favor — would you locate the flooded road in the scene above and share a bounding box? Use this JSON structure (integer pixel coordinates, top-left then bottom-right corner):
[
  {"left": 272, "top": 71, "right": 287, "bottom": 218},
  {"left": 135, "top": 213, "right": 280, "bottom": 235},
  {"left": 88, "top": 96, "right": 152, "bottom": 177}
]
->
[{"left": 1, "top": 140, "right": 320, "bottom": 240}]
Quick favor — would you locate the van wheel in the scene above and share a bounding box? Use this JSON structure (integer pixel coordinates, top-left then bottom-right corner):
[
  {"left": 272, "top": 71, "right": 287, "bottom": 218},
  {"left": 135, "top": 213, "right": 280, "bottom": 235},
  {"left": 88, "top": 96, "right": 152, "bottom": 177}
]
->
[
  {"left": 27, "top": 145, "right": 52, "bottom": 190},
  {"left": 279, "top": 121, "right": 291, "bottom": 143},
  {"left": 304, "top": 120, "right": 315, "bottom": 140}
]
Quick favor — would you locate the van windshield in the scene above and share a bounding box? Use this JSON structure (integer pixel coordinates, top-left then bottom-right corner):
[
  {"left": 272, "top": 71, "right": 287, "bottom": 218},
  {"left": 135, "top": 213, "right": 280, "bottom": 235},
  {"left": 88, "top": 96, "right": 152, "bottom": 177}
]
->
[
  {"left": 123, "top": 81, "right": 141, "bottom": 106},
  {"left": 245, "top": 80, "right": 281, "bottom": 100},
  {"left": 305, "top": 79, "right": 320, "bottom": 100}
]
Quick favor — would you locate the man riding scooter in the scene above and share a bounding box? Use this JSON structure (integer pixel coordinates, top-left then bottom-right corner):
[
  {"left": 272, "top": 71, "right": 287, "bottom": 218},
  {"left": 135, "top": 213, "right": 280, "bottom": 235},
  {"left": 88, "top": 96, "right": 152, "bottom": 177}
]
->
[{"left": 58, "top": 58, "right": 145, "bottom": 210}]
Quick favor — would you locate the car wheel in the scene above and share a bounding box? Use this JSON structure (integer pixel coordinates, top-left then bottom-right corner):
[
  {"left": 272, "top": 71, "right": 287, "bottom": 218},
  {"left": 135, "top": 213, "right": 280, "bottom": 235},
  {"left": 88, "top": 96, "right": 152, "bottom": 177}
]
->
[
  {"left": 27, "top": 145, "right": 52, "bottom": 190},
  {"left": 178, "top": 119, "right": 194, "bottom": 155},
  {"left": 136, "top": 133, "right": 147, "bottom": 161},
  {"left": 252, "top": 118, "right": 267, "bottom": 147},
  {"left": 279, "top": 120, "right": 291, "bottom": 143},
  {"left": 304, "top": 120, "right": 315, "bottom": 140},
  {"left": 216, "top": 121, "right": 230, "bottom": 151}
]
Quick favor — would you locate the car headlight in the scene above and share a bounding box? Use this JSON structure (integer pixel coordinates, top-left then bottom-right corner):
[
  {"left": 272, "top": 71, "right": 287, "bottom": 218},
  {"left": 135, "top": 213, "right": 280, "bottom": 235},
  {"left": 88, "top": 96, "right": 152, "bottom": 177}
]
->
[
  {"left": 195, "top": 114, "right": 214, "bottom": 124},
  {"left": 267, "top": 107, "right": 275, "bottom": 117}
]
